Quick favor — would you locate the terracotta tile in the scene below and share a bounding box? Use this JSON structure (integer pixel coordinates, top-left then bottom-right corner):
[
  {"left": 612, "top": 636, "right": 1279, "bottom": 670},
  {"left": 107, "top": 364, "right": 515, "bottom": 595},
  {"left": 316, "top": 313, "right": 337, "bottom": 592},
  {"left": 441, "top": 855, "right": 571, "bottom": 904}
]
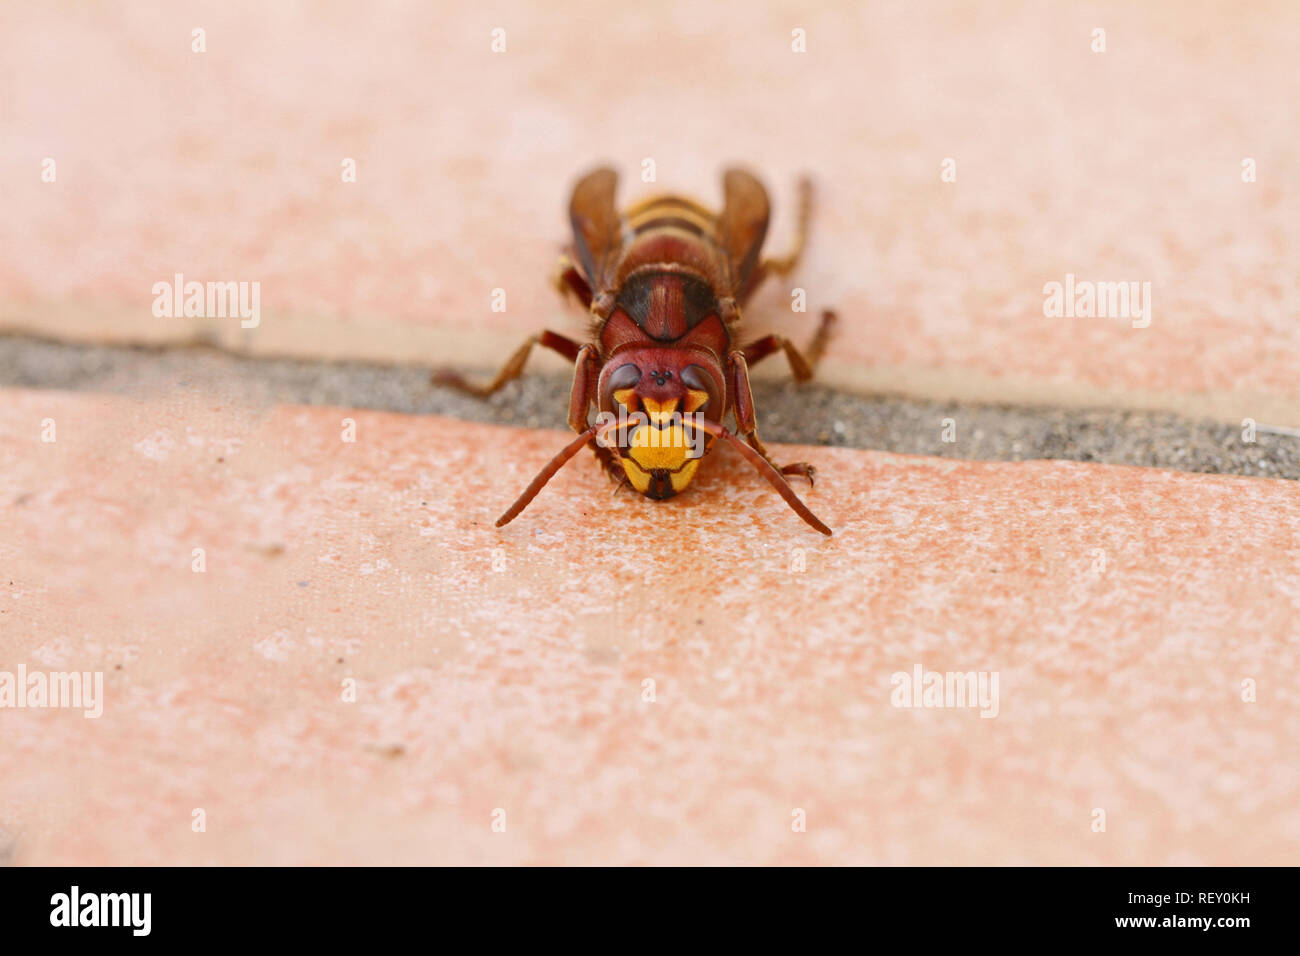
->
[
  {"left": 2, "top": 2, "right": 1298, "bottom": 424},
  {"left": 1, "top": 389, "right": 1296, "bottom": 864}
]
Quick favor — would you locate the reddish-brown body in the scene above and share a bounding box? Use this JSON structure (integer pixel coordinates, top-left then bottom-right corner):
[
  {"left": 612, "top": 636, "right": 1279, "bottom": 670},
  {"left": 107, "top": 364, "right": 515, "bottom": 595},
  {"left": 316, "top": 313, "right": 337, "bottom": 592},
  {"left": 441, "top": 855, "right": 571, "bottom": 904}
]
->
[{"left": 435, "top": 166, "right": 836, "bottom": 534}]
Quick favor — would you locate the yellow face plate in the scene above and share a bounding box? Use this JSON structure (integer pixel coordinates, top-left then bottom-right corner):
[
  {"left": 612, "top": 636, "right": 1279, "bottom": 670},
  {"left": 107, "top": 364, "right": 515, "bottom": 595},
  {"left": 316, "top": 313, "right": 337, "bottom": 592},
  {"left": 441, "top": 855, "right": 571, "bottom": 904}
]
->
[{"left": 620, "top": 421, "right": 704, "bottom": 494}]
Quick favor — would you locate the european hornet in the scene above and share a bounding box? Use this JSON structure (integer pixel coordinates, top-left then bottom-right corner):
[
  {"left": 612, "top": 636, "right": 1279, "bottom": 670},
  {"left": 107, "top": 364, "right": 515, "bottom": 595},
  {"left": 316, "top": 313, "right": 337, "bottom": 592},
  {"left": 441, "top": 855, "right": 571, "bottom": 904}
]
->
[{"left": 436, "top": 166, "right": 836, "bottom": 535}]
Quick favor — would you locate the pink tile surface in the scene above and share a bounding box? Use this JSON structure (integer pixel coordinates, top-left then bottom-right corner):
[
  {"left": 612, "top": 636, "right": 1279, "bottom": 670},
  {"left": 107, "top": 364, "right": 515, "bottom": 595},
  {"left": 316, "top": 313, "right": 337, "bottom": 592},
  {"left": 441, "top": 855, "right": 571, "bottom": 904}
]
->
[
  {"left": 3, "top": 389, "right": 1297, "bottom": 864},
  {"left": 1, "top": 1, "right": 1298, "bottom": 423}
]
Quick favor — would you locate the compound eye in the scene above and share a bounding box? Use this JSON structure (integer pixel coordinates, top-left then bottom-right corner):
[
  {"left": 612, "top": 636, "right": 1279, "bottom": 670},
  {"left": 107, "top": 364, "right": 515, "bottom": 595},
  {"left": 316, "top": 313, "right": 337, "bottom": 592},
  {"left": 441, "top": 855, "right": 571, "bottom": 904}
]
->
[
  {"left": 606, "top": 363, "right": 642, "bottom": 411},
  {"left": 680, "top": 364, "right": 717, "bottom": 416}
]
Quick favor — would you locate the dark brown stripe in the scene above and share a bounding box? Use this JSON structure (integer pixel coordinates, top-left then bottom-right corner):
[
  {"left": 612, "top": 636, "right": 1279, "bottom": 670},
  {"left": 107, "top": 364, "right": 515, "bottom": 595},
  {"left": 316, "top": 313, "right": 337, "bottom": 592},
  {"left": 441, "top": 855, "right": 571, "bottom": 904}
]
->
[{"left": 631, "top": 215, "right": 707, "bottom": 237}]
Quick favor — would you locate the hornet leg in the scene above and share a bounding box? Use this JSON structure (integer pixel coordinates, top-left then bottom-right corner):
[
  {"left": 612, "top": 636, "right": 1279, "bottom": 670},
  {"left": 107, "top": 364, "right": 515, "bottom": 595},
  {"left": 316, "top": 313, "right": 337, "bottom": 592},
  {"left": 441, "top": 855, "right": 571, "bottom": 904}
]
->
[
  {"left": 737, "top": 309, "right": 837, "bottom": 381},
  {"left": 727, "top": 351, "right": 817, "bottom": 486},
  {"left": 433, "top": 330, "right": 584, "bottom": 397}
]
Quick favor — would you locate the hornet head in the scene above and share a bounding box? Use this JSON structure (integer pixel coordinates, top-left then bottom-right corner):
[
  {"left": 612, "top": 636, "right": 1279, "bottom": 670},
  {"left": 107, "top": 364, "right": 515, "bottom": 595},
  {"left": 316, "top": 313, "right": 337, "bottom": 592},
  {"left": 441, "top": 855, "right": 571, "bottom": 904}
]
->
[{"left": 595, "top": 347, "right": 726, "bottom": 499}]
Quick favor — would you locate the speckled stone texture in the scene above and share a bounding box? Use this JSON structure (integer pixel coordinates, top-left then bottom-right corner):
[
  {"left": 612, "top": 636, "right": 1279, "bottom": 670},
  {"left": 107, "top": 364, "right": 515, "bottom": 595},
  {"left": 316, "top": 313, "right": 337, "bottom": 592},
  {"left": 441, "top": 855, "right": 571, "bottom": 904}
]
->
[
  {"left": 2, "top": 390, "right": 1297, "bottom": 864},
  {"left": 1, "top": 1, "right": 1298, "bottom": 424}
]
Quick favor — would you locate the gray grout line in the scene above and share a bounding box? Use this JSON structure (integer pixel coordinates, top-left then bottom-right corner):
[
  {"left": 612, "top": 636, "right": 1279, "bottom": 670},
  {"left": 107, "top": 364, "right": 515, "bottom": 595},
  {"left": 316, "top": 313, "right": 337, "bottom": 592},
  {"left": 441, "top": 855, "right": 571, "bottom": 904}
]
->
[
  {"left": 1257, "top": 424, "right": 1300, "bottom": 438},
  {"left": 3, "top": 334, "right": 1297, "bottom": 481}
]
